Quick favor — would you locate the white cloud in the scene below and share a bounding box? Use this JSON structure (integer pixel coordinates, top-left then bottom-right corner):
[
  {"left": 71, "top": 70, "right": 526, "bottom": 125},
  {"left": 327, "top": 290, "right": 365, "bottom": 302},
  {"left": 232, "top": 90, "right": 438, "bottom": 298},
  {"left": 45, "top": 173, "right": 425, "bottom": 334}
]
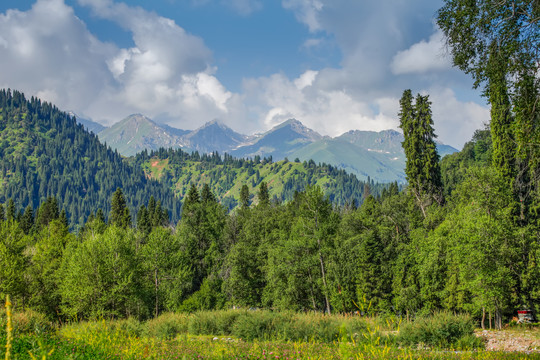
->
[
  {"left": 243, "top": 71, "right": 398, "bottom": 136},
  {"left": 0, "top": 0, "right": 488, "bottom": 149},
  {"left": 0, "top": 0, "right": 243, "bottom": 129},
  {"left": 282, "top": 0, "right": 323, "bottom": 32},
  {"left": 0, "top": 0, "right": 116, "bottom": 112},
  {"left": 429, "top": 88, "right": 489, "bottom": 148},
  {"left": 294, "top": 70, "right": 318, "bottom": 89},
  {"left": 391, "top": 29, "right": 452, "bottom": 75}
]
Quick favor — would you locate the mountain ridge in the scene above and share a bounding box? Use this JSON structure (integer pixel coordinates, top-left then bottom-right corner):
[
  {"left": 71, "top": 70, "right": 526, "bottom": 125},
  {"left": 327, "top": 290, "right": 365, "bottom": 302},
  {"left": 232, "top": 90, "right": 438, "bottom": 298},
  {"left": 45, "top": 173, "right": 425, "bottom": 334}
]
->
[{"left": 98, "top": 115, "right": 458, "bottom": 182}]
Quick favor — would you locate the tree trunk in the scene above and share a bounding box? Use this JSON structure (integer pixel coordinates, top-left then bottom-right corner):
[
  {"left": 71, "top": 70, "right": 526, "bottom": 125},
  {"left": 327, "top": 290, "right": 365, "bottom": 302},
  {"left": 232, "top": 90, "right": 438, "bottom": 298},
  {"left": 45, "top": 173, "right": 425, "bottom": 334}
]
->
[
  {"left": 318, "top": 249, "right": 331, "bottom": 315},
  {"left": 154, "top": 268, "right": 159, "bottom": 318},
  {"left": 307, "top": 271, "right": 317, "bottom": 310},
  {"left": 482, "top": 307, "right": 486, "bottom": 330}
]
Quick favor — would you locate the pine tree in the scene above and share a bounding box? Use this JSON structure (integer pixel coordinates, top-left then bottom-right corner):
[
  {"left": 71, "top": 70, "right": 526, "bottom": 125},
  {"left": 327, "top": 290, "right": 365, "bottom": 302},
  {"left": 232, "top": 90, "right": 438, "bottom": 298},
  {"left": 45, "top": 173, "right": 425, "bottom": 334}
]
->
[
  {"left": 399, "top": 90, "right": 444, "bottom": 217},
  {"left": 239, "top": 185, "right": 250, "bottom": 209},
  {"left": 21, "top": 205, "right": 34, "bottom": 234},
  {"left": 7, "top": 199, "right": 15, "bottom": 221},
  {"left": 257, "top": 182, "right": 270, "bottom": 207},
  {"left": 0, "top": 203, "right": 4, "bottom": 222},
  {"left": 110, "top": 188, "right": 131, "bottom": 228},
  {"left": 137, "top": 205, "right": 151, "bottom": 236}
]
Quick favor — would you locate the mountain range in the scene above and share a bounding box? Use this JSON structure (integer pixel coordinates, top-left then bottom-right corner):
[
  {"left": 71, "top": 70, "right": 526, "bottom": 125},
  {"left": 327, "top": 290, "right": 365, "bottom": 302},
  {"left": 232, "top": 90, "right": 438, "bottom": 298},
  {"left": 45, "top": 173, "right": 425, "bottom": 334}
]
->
[
  {"left": 97, "top": 115, "right": 458, "bottom": 183},
  {"left": 0, "top": 90, "right": 386, "bottom": 225}
]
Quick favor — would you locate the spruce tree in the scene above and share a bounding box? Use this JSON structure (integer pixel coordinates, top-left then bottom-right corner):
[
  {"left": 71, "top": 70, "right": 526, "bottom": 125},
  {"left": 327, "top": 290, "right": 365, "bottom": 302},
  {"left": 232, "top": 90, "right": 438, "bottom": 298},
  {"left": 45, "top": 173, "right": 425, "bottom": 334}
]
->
[
  {"left": 7, "top": 199, "right": 15, "bottom": 221},
  {"left": 137, "top": 205, "right": 151, "bottom": 236},
  {"left": 201, "top": 183, "right": 216, "bottom": 204},
  {"left": 399, "top": 90, "right": 443, "bottom": 217},
  {"left": 257, "top": 182, "right": 270, "bottom": 207},
  {"left": 240, "top": 185, "right": 250, "bottom": 209},
  {"left": 182, "top": 184, "right": 200, "bottom": 217},
  {"left": 110, "top": 188, "right": 131, "bottom": 228},
  {"left": 21, "top": 205, "right": 34, "bottom": 234}
]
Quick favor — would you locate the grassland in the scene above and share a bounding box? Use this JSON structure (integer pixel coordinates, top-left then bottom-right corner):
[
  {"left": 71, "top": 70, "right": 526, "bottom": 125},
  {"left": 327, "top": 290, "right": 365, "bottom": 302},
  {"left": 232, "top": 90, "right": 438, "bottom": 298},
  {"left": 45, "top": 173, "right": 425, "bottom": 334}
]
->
[
  {"left": 2, "top": 308, "right": 539, "bottom": 359},
  {"left": 142, "top": 157, "right": 347, "bottom": 206}
]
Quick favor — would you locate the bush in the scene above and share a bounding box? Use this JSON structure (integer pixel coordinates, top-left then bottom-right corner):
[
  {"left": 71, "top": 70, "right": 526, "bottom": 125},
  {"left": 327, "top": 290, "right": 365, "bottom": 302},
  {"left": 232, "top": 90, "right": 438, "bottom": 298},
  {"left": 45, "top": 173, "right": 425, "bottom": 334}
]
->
[
  {"left": 231, "top": 310, "right": 285, "bottom": 341},
  {"left": 0, "top": 308, "right": 53, "bottom": 336},
  {"left": 396, "top": 311, "right": 483, "bottom": 349},
  {"left": 145, "top": 312, "right": 189, "bottom": 339},
  {"left": 114, "top": 317, "right": 144, "bottom": 337}
]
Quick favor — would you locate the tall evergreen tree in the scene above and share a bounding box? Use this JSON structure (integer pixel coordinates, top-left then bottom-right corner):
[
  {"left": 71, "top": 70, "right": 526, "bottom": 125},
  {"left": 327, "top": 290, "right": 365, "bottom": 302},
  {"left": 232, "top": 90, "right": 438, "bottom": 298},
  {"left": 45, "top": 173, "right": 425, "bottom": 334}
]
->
[
  {"left": 110, "top": 188, "right": 131, "bottom": 228},
  {"left": 257, "top": 181, "right": 270, "bottom": 207},
  {"left": 137, "top": 205, "right": 151, "bottom": 236},
  {"left": 399, "top": 90, "right": 443, "bottom": 216},
  {"left": 239, "top": 185, "right": 250, "bottom": 209},
  {"left": 6, "top": 199, "right": 15, "bottom": 222},
  {"left": 21, "top": 205, "right": 34, "bottom": 234}
]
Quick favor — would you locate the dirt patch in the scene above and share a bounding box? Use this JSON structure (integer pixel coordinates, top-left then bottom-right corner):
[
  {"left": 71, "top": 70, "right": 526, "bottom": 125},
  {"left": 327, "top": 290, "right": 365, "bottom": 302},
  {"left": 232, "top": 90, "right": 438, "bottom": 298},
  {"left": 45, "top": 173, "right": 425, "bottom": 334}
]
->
[
  {"left": 151, "top": 160, "right": 159, "bottom": 167},
  {"left": 476, "top": 329, "right": 540, "bottom": 353}
]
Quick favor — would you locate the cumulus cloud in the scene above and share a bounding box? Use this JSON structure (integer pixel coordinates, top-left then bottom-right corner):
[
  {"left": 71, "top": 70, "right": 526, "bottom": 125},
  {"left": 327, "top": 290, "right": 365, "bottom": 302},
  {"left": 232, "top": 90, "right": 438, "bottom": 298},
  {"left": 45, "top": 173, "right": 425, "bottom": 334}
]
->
[
  {"left": 391, "top": 29, "right": 452, "bottom": 75},
  {"left": 429, "top": 88, "right": 489, "bottom": 148},
  {"left": 274, "top": 0, "right": 487, "bottom": 148},
  {"left": 0, "top": 0, "right": 243, "bottom": 129},
  {"left": 0, "top": 0, "right": 488, "bottom": 148},
  {"left": 282, "top": 0, "right": 323, "bottom": 32},
  {"left": 243, "top": 71, "right": 398, "bottom": 136},
  {"left": 0, "top": 0, "right": 116, "bottom": 113}
]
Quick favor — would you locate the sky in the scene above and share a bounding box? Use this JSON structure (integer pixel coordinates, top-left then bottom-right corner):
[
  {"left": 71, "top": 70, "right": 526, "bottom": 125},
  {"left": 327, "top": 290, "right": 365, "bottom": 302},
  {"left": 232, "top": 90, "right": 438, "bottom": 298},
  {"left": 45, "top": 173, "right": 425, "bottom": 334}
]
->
[{"left": 0, "top": 0, "right": 490, "bottom": 148}]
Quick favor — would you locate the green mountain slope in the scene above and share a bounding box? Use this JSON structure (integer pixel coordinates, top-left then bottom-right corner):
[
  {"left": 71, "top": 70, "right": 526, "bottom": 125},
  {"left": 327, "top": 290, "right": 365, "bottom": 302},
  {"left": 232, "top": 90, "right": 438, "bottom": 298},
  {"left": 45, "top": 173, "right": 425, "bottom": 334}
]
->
[
  {"left": 289, "top": 138, "right": 406, "bottom": 183},
  {"left": 290, "top": 130, "right": 457, "bottom": 183},
  {"left": 134, "top": 148, "right": 390, "bottom": 209},
  {"left": 0, "top": 90, "right": 181, "bottom": 226}
]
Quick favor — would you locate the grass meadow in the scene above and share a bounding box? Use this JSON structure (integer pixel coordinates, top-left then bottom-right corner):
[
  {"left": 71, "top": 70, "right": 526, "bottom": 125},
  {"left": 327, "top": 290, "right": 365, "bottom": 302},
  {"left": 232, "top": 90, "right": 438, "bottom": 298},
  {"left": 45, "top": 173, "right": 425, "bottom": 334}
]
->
[{"left": 2, "top": 304, "right": 539, "bottom": 359}]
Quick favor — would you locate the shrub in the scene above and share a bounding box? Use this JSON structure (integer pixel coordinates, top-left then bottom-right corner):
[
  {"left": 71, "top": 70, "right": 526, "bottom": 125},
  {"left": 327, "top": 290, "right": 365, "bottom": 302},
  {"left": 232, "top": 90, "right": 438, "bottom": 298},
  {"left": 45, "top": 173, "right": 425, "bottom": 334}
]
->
[
  {"left": 145, "top": 312, "right": 189, "bottom": 339},
  {"left": 0, "top": 308, "right": 53, "bottom": 336},
  {"left": 231, "top": 310, "right": 284, "bottom": 341},
  {"left": 114, "top": 317, "right": 144, "bottom": 337},
  {"left": 396, "top": 311, "right": 482, "bottom": 349}
]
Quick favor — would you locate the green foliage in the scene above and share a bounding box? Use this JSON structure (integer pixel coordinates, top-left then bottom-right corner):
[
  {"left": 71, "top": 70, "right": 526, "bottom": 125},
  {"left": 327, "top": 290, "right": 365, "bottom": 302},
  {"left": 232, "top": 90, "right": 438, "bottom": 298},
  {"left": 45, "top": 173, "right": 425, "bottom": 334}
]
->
[
  {"left": 144, "top": 312, "right": 189, "bottom": 339},
  {"left": 109, "top": 188, "right": 131, "bottom": 228},
  {"left": 0, "top": 89, "right": 181, "bottom": 228},
  {"left": 399, "top": 90, "right": 443, "bottom": 216},
  {"left": 396, "top": 311, "right": 482, "bottom": 349},
  {"left": 438, "top": 0, "right": 540, "bottom": 225},
  {"left": 136, "top": 147, "right": 389, "bottom": 210},
  {"left": 58, "top": 226, "right": 145, "bottom": 319},
  {"left": 0, "top": 309, "right": 53, "bottom": 337}
]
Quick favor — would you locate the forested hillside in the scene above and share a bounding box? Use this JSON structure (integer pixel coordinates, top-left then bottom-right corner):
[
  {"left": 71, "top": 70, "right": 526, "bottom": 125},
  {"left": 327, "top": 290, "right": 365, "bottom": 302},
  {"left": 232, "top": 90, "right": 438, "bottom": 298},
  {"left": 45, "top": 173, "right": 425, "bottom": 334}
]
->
[
  {"left": 134, "top": 147, "right": 389, "bottom": 209},
  {"left": 0, "top": 85, "right": 538, "bottom": 329},
  {"left": 1, "top": 124, "right": 538, "bottom": 325},
  {"left": 0, "top": 90, "right": 181, "bottom": 227},
  {"left": 0, "top": 89, "right": 395, "bottom": 226}
]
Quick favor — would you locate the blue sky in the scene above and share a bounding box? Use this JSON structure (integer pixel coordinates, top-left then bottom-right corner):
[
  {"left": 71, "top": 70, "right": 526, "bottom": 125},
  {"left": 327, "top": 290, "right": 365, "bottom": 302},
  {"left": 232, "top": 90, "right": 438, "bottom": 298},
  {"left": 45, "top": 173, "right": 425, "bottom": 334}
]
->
[{"left": 0, "top": 0, "right": 489, "bottom": 148}]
